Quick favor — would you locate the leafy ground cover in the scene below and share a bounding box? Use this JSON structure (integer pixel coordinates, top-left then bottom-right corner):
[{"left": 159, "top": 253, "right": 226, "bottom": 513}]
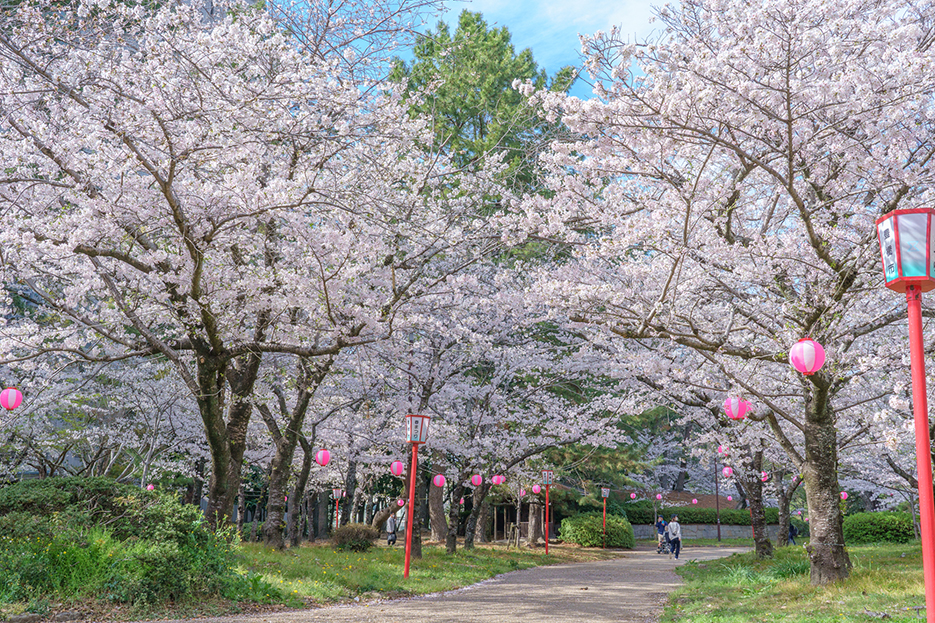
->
[{"left": 662, "top": 543, "right": 926, "bottom": 622}]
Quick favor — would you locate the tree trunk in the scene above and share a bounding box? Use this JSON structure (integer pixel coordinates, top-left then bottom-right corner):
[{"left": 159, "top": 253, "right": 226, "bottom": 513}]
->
[
  {"left": 446, "top": 482, "right": 467, "bottom": 554},
  {"left": 477, "top": 499, "right": 490, "bottom": 543},
  {"left": 802, "top": 388, "right": 851, "bottom": 584},
  {"left": 527, "top": 501, "right": 543, "bottom": 546},
  {"left": 464, "top": 482, "right": 491, "bottom": 549},
  {"left": 317, "top": 490, "right": 330, "bottom": 539},
  {"left": 342, "top": 460, "right": 358, "bottom": 527},
  {"left": 236, "top": 483, "right": 245, "bottom": 537},
  {"left": 735, "top": 450, "right": 772, "bottom": 559},
  {"left": 429, "top": 478, "right": 447, "bottom": 542},
  {"left": 775, "top": 471, "right": 801, "bottom": 548},
  {"left": 288, "top": 435, "right": 314, "bottom": 547}
]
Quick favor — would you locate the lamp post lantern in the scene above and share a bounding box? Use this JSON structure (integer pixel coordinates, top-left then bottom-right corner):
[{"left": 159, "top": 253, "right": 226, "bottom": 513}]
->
[
  {"left": 541, "top": 470, "right": 554, "bottom": 554},
  {"left": 601, "top": 487, "right": 610, "bottom": 548},
  {"left": 877, "top": 207, "right": 935, "bottom": 623},
  {"left": 403, "top": 413, "right": 430, "bottom": 579}
]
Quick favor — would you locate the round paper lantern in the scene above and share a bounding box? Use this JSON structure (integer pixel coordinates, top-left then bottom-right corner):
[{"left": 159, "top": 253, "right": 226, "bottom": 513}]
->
[
  {"left": 805, "top": 517, "right": 809, "bottom": 522},
  {"left": 727, "top": 495, "right": 733, "bottom": 501},
  {"left": 532, "top": 484, "right": 541, "bottom": 494},
  {"left": 433, "top": 474, "right": 446, "bottom": 488},
  {"left": 471, "top": 474, "right": 482, "bottom": 487},
  {"left": 723, "top": 396, "right": 750, "bottom": 421},
  {"left": 146, "top": 484, "right": 155, "bottom": 491},
  {"left": 520, "top": 489, "right": 526, "bottom": 496},
  {"left": 789, "top": 337, "right": 826, "bottom": 376},
  {"left": 459, "top": 497, "right": 465, "bottom": 504},
  {"left": 0, "top": 388, "right": 22, "bottom": 411},
  {"left": 656, "top": 494, "right": 662, "bottom": 500},
  {"left": 692, "top": 498, "right": 698, "bottom": 504},
  {"left": 397, "top": 499, "right": 405, "bottom": 507},
  {"left": 315, "top": 449, "right": 331, "bottom": 467},
  {"left": 630, "top": 492, "right": 637, "bottom": 499},
  {"left": 390, "top": 460, "right": 404, "bottom": 476},
  {"left": 717, "top": 445, "right": 725, "bottom": 454},
  {"left": 722, "top": 466, "right": 733, "bottom": 478},
  {"left": 840, "top": 491, "right": 848, "bottom": 500},
  {"left": 761, "top": 471, "right": 769, "bottom": 482},
  {"left": 493, "top": 475, "right": 505, "bottom": 485}
]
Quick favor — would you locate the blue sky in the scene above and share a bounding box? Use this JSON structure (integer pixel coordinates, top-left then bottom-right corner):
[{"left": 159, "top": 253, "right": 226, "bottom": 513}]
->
[{"left": 437, "top": 0, "right": 661, "bottom": 97}]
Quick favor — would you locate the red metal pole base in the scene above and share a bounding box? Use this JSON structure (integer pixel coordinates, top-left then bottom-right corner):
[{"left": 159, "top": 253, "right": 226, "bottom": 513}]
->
[
  {"left": 403, "top": 443, "right": 419, "bottom": 579},
  {"left": 545, "top": 485, "right": 550, "bottom": 555},
  {"left": 603, "top": 498, "right": 607, "bottom": 549},
  {"left": 906, "top": 286, "right": 935, "bottom": 623}
]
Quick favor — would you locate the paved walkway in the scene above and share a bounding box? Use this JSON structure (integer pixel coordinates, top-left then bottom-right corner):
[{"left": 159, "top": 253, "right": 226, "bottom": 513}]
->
[{"left": 164, "top": 545, "right": 747, "bottom": 623}]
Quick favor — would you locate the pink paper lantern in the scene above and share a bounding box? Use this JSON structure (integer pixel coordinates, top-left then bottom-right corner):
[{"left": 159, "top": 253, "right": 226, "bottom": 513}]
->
[
  {"left": 459, "top": 497, "right": 465, "bottom": 504},
  {"left": 789, "top": 337, "right": 826, "bottom": 376},
  {"left": 0, "top": 388, "right": 22, "bottom": 411},
  {"left": 717, "top": 445, "right": 725, "bottom": 454},
  {"left": 692, "top": 498, "right": 698, "bottom": 504},
  {"left": 722, "top": 466, "right": 733, "bottom": 478},
  {"left": 520, "top": 489, "right": 526, "bottom": 496},
  {"left": 727, "top": 495, "right": 733, "bottom": 501},
  {"left": 390, "top": 460, "right": 404, "bottom": 476},
  {"left": 723, "top": 396, "right": 750, "bottom": 421},
  {"left": 397, "top": 499, "right": 405, "bottom": 507},
  {"left": 630, "top": 492, "right": 637, "bottom": 499},
  {"left": 492, "top": 474, "right": 505, "bottom": 485},
  {"left": 656, "top": 494, "right": 662, "bottom": 500},
  {"left": 805, "top": 517, "right": 809, "bottom": 522},
  {"left": 471, "top": 474, "right": 482, "bottom": 487},
  {"left": 840, "top": 491, "right": 848, "bottom": 500},
  {"left": 532, "top": 484, "right": 541, "bottom": 494},
  {"left": 146, "top": 484, "right": 155, "bottom": 491},
  {"left": 433, "top": 474, "right": 446, "bottom": 488},
  {"left": 315, "top": 449, "right": 331, "bottom": 467},
  {"left": 761, "top": 471, "right": 769, "bottom": 482}
]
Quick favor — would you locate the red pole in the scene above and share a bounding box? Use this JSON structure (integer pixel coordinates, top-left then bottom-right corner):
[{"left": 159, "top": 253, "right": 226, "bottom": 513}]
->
[
  {"left": 404, "top": 442, "right": 418, "bottom": 579},
  {"left": 906, "top": 285, "right": 935, "bottom": 623},
  {"left": 335, "top": 499, "right": 339, "bottom": 530},
  {"left": 544, "top": 484, "right": 550, "bottom": 555},
  {"left": 602, "top": 497, "right": 607, "bottom": 549}
]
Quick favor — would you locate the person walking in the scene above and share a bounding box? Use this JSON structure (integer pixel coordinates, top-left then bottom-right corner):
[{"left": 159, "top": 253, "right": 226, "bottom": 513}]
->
[
  {"left": 788, "top": 522, "right": 798, "bottom": 546},
  {"left": 655, "top": 516, "right": 667, "bottom": 553},
  {"left": 386, "top": 512, "right": 398, "bottom": 546},
  {"left": 666, "top": 514, "right": 682, "bottom": 560}
]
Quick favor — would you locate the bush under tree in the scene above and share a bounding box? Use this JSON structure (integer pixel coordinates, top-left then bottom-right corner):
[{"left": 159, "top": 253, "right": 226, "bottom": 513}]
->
[{"left": 559, "top": 513, "right": 635, "bottom": 549}]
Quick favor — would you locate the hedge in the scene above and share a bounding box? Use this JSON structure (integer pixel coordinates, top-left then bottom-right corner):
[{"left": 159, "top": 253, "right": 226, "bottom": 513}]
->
[
  {"left": 624, "top": 504, "right": 779, "bottom": 525},
  {"left": 559, "top": 512, "right": 634, "bottom": 548},
  {"left": 843, "top": 512, "right": 914, "bottom": 544}
]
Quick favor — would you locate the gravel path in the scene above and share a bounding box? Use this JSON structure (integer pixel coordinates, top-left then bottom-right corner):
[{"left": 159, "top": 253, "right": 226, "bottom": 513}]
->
[{"left": 145, "top": 545, "right": 747, "bottom": 623}]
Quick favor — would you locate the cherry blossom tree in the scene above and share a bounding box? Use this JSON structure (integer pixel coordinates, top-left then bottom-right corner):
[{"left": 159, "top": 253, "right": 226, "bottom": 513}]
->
[
  {"left": 509, "top": 0, "right": 935, "bottom": 583},
  {"left": 0, "top": 0, "right": 503, "bottom": 525}
]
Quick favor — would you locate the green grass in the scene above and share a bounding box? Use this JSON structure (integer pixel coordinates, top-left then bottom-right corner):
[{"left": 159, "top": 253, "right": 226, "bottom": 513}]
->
[
  {"left": 237, "top": 542, "right": 617, "bottom": 604},
  {"left": 662, "top": 542, "right": 926, "bottom": 622}
]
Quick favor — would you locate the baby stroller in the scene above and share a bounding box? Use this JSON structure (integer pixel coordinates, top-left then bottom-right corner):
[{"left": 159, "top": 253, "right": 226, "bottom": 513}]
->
[{"left": 657, "top": 533, "right": 672, "bottom": 555}]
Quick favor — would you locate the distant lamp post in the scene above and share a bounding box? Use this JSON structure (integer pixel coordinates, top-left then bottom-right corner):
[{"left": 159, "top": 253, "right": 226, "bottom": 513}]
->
[
  {"left": 877, "top": 210, "right": 935, "bottom": 623},
  {"left": 0, "top": 388, "right": 22, "bottom": 411},
  {"left": 601, "top": 487, "right": 610, "bottom": 548},
  {"left": 542, "top": 470, "right": 554, "bottom": 554},
  {"left": 332, "top": 488, "right": 344, "bottom": 529},
  {"left": 403, "top": 413, "right": 430, "bottom": 579}
]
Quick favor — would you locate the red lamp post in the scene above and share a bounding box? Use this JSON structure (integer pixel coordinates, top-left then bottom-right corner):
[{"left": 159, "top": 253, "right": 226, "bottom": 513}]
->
[
  {"left": 332, "top": 488, "right": 343, "bottom": 529},
  {"left": 876, "top": 207, "right": 935, "bottom": 623},
  {"left": 601, "top": 487, "right": 610, "bottom": 548},
  {"left": 541, "top": 470, "right": 554, "bottom": 554},
  {"left": 403, "top": 413, "right": 430, "bottom": 579}
]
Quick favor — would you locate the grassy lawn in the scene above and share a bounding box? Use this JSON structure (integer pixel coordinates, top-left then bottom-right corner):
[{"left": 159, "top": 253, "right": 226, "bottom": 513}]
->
[
  {"left": 238, "top": 541, "right": 621, "bottom": 605},
  {"left": 662, "top": 542, "right": 926, "bottom": 622}
]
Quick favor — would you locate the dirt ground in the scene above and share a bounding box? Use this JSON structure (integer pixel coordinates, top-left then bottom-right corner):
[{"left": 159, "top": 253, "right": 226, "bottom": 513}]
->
[{"left": 133, "top": 544, "right": 747, "bottom": 623}]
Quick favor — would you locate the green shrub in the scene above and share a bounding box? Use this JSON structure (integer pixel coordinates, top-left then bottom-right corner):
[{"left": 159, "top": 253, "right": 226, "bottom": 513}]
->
[
  {"left": 332, "top": 523, "right": 379, "bottom": 552},
  {"left": 559, "top": 512, "right": 634, "bottom": 549},
  {"left": 623, "top": 504, "right": 778, "bottom": 525},
  {"left": 0, "top": 477, "right": 242, "bottom": 606},
  {"left": 843, "top": 512, "right": 914, "bottom": 544}
]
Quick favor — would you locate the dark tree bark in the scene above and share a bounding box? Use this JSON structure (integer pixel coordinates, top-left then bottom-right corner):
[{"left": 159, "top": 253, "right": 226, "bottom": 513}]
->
[
  {"left": 527, "top": 501, "right": 543, "bottom": 546},
  {"left": 429, "top": 476, "right": 447, "bottom": 542},
  {"left": 288, "top": 434, "right": 315, "bottom": 547},
  {"left": 735, "top": 450, "right": 773, "bottom": 559},
  {"left": 445, "top": 480, "right": 467, "bottom": 554},
  {"left": 775, "top": 471, "right": 802, "bottom": 548},
  {"left": 316, "top": 490, "right": 330, "bottom": 539},
  {"left": 464, "top": 482, "right": 492, "bottom": 549}
]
